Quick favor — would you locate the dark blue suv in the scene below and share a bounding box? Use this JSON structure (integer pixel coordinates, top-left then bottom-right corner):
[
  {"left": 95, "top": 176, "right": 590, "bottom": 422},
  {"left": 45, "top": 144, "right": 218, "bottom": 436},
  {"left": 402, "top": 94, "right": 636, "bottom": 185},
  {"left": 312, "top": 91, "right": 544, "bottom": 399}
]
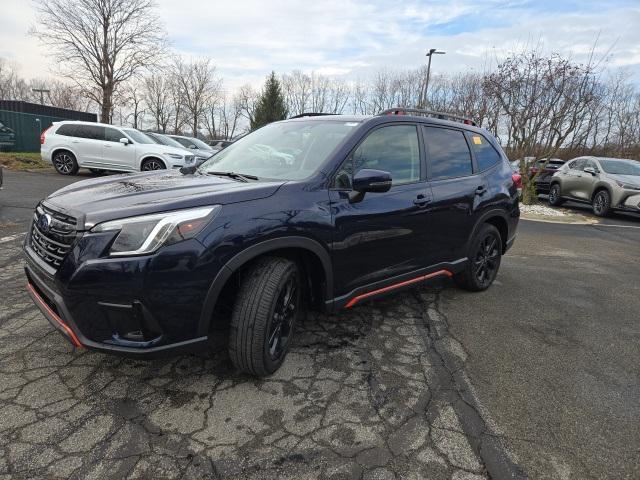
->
[{"left": 24, "top": 109, "right": 519, "bottom": 376}]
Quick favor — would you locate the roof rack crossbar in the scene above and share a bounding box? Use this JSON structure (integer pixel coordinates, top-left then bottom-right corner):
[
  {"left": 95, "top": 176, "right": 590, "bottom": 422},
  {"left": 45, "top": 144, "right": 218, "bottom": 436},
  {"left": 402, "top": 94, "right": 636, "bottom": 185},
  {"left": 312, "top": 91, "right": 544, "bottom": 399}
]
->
[
  {"left": 379, "top": 108, "right": 476, "bottom": 126},
  {"left": 289, "top": 113, "right": 339, "bottom": 119}
]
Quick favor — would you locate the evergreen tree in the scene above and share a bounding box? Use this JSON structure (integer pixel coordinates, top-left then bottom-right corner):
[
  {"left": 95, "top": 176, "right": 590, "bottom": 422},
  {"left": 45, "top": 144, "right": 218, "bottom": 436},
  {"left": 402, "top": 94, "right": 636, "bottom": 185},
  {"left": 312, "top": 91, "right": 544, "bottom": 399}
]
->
[{"left": 251, "top": 72, "right": 288, "bottom": 130}]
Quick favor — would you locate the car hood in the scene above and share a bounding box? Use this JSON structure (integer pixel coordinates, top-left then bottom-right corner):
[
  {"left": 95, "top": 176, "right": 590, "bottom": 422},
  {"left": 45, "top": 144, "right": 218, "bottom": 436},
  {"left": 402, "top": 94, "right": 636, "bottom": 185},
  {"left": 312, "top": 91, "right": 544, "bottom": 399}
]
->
[
  {"left": 607, "top": 174, "right": 640, "bottom": 187},
  {"left": 141, "top": 144, "right": 187, "bottom": 156},
  {"left": 43, "top": 170, "right": 286, "bottom": 229}
]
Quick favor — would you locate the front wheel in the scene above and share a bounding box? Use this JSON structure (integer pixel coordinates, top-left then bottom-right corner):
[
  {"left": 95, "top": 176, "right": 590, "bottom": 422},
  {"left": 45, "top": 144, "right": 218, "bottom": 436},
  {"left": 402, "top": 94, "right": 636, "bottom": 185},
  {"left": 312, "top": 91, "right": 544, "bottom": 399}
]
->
[
  {"left": 228, "top": 257, "right": 301, "bottom": 376},
  {"left": 592, "top": 190, "right": 611, "bottom": 217},
  {"left": 548, "top": 183, "right": 564, "bottom": 206},
  {"left": 140, "top": 158, "right": 166, "bottom": 171},
  {"left": 455, "top": 224, "right": 502, "bottom": 292},
  {"left": 52, "top": 151, "right": 79, "bottom": 175}
]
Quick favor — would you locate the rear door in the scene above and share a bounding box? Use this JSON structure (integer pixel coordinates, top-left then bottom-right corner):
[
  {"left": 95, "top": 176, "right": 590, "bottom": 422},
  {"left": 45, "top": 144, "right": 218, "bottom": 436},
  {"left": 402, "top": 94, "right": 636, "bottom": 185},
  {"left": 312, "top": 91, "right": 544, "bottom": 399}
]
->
[
  {"left": 103, "top": 127, "right": 136, "bottom": 170},
  {"left": 330, "top": 123, "right": 432, "bottom": 297},
  {"left": 69, "top": 124, "right": 105, "bottom": 166},
  {"left": 562, "top": 158, "right": 586, "bottom": 198},
  {"left": 422, "top": 125, "right": 482, "bottom": 265}
]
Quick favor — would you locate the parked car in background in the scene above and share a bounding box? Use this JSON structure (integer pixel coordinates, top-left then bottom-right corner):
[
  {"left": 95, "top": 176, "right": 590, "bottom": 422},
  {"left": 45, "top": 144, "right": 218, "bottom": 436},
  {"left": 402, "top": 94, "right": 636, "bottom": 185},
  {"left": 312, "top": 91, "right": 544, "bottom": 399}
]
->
[
  {"left": 41, "top": 121, "right": 197, "bottom": 175},
  {"left": 0, "top": 121, "right": 16, "bottom": 151},
  {"left": 167, "top": 134, "right": 219, "bottom": 155},
  {"left": 208, "top": 139, "right": 233, "bottom": 149},
  {"left": 549, "top": 156, "right": 640, "bottom": 216},
  {"left": 145, "top": 132, "right": 213, "bottom": 167},
  {"left": 529, "top": 158, "right": 565, "bottom": 194},
  {"left": 24, "top": 108, "right": 519, "bottom": 376}
]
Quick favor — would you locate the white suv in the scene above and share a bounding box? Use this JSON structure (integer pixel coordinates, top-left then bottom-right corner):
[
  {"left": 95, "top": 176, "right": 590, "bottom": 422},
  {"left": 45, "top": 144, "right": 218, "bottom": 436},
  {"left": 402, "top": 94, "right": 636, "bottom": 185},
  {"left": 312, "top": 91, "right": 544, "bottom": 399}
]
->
[{"left": 41, "top": 121, "right": 196, "bottom": 175}]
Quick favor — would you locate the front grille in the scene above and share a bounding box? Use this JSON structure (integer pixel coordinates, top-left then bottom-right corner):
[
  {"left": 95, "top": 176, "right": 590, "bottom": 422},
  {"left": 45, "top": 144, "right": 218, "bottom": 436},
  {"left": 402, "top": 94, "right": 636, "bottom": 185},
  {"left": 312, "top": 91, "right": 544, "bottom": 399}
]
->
[{"left": 29, "top": 204, "right": 78, "bottom": 270}]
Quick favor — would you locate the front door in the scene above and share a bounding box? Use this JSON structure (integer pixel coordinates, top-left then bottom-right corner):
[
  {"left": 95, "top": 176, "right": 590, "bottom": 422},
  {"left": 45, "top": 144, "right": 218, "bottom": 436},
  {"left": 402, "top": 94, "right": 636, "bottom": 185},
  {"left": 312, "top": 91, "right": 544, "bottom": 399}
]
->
[
  {"left": 330, "top": 124, "right": 432, "bottom": 298},
  {"left": 573, "top": 158, "right": 598, "bottom": 200},
  {"left": 103, "top": 127, "right": 136, "bottom": 171}
]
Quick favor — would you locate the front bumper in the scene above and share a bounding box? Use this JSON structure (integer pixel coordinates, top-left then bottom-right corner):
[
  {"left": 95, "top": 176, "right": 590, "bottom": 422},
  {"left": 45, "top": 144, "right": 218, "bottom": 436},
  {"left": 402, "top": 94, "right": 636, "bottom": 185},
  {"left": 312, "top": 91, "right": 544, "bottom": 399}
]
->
[{"left": 23, "top": 230, "right": 217, "bottom": 358}]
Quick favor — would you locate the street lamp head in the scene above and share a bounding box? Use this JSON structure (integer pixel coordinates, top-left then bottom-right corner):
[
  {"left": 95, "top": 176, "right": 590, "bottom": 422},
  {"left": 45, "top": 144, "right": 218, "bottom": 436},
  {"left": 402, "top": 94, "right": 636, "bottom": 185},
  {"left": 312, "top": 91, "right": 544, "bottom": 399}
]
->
[{"left": 426, "top": 49, "right": 446, "bottom": 57}]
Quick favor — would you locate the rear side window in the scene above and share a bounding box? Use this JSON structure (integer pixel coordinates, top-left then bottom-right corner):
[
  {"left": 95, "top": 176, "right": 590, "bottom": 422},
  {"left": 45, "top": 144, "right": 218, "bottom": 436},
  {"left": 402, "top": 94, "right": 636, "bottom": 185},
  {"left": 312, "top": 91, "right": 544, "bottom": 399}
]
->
[
  {"left": 56, "top": 124, "right": 79, "bottom": 137},
  {"left": 424, "top": 127, "right": 473, "bottom": 180},
  {"left": 73, "top": 124, "right": 104, "bottom": 140},
  {"left": 469, "top": 133, "right": 501, "bottom": 171}
]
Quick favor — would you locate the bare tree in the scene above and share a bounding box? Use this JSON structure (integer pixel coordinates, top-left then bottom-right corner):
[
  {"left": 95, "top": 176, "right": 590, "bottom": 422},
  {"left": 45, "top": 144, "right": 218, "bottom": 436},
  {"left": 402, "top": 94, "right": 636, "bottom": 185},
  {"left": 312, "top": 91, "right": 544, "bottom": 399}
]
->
[
  {"left": 172, "top": 57, "right": 220, "bottom": 136},
  {"left": 235, "top": 84, "right": 259, "bottom": 128},
  {"left": 31, "top": 0, "right": 166, "bottom": 123},
  {"left": 143, "top": 73, "right": 173, "bottom": 132}
]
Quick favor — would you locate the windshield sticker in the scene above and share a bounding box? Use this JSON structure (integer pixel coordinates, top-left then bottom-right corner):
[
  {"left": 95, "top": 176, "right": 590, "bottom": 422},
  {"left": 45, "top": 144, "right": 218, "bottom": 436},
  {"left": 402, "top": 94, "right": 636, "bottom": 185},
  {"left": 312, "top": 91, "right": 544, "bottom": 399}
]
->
[{"left": 472, "top": 136, "right": 482, "bottom": 145}]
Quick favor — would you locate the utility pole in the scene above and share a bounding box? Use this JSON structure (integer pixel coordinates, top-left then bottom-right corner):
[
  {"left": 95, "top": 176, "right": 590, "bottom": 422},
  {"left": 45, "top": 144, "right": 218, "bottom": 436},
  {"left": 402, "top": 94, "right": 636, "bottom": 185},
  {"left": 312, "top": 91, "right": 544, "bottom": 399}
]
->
[
  {"left": 419, "top": 49, "right": 445, "bottom": 108},
  {"left": 32, "top": 88, "right": 51, "bottom": 105}
]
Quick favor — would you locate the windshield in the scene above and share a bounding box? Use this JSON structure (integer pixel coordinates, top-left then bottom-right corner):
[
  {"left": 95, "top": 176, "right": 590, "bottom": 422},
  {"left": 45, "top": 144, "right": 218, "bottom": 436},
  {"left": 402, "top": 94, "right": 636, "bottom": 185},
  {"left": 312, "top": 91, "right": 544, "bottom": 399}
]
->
[
  {"left": 124, "top": 129, "right": 155, "bottom": 145},
  {"left": 199, "top": 120, "right": 359, "bottom": 180},
  {"left": 599, "top": 159, "right": 640, "bottom": 176},
  {"left": 173, "top": 136, "right": 211, "bottom": 150},
  {"left": 148, "top": 133, "right": 185, "bottom": 149}
]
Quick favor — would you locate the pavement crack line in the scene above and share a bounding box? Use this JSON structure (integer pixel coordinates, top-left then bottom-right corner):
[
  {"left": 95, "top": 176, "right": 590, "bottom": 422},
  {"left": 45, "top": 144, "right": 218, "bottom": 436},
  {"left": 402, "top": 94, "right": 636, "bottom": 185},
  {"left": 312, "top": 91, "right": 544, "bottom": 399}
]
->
[{"left": 412, "top": 287, "right": 528, "bottom": 480}]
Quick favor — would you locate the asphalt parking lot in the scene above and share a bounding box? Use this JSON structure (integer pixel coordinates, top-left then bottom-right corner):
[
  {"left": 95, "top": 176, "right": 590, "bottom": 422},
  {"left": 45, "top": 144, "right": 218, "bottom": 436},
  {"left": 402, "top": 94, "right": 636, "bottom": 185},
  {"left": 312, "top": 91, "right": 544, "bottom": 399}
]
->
[{"left": 1, "top": 169, "right": 639, "bottom": 479}]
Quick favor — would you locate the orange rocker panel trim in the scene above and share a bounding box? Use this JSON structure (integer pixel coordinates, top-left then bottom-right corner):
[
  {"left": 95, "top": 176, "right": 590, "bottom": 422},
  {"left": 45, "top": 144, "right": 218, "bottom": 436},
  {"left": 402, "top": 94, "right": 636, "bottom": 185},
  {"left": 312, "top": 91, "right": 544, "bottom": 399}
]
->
[{"left": 345, "top": 269, "right": 453, "bottom": 309}]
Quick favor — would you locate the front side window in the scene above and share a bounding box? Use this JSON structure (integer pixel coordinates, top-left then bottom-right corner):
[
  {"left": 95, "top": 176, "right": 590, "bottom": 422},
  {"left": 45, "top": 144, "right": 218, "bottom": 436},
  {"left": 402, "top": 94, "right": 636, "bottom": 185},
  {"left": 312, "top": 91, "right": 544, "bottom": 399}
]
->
[
  {"left": 424, "top": 126, "right": 473, "bottom": 180},
  {"left": 200, "top": 120, "right": 358, "bottom": 181},
  {"left": 334, "top": 125, "right": 421, "bottom": 188},
  {"left": 469, "top": 133, "right": 501, "bottom": 171},
  {"left": 104, "top": 127, "right": 124, "bottom": 143}
]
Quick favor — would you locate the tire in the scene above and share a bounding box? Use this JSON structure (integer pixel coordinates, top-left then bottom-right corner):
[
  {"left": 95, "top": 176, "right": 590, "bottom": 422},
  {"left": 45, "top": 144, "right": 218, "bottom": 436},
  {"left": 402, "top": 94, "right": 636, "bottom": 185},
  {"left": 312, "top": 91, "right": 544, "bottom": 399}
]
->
[
  {"left": 592, "top": 190, "right": 611, "bottom": 217},
  {"left": 455, "top": 223, "right": 502, "bottom": 292},
  {"left": 228, "top": 257, "right": 301, "bottom": 376},
  {"left": 548, "top": 183, "right": 564, "bottom": 206},
  {"left": 52, "top": 151, "right": 79, "bottom": 175},
  {"left": 140, "top": 158, "right": 166, "bottom": 171}
]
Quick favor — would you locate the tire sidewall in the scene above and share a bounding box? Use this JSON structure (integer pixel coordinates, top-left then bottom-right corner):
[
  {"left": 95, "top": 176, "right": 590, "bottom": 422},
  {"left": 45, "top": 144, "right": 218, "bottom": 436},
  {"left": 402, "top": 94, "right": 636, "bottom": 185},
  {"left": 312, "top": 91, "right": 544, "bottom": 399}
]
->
[
  {"left": 262, "top": 263, "right": 301, "bottom": 373},
  {"left": 549, "top": 184, "right": 561, "bottom": 205},
  {"left": 467, "top": 224, "right": 502, "bottom": 291},
  {"left": 593, "top": 190, "right": 610, "bottom": 217},
  {"left": 53, "top": 151, "right": 78, "bottom": 175}
]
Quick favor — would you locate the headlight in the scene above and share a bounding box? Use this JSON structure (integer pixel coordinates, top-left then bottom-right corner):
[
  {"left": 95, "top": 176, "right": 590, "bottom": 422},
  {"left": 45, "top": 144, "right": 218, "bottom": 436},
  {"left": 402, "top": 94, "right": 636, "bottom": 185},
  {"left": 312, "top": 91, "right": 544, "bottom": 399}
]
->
[
  {"left": 615, "top": 181, "right": 640, "bottom": 190},
  {"left": 166, "top": 153, "right": 183, "bottom": 159},
  {"left": 91, "top": 206, "right": 221, "bottom": 256}
]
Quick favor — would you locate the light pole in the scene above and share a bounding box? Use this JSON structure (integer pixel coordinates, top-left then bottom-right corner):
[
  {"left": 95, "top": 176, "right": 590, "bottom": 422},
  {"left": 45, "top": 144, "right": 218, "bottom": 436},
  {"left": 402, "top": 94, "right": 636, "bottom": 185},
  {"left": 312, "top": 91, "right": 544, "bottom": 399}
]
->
[{"left": 419, "top": 49, "right": 445, "bottom": 108}]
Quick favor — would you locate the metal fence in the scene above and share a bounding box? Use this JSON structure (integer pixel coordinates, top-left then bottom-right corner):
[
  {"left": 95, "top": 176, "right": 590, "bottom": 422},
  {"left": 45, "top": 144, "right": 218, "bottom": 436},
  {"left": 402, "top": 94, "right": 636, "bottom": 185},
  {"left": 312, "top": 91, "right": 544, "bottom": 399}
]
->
[{"left": 0, "top": 101, "right": 97, "bottom": 153}]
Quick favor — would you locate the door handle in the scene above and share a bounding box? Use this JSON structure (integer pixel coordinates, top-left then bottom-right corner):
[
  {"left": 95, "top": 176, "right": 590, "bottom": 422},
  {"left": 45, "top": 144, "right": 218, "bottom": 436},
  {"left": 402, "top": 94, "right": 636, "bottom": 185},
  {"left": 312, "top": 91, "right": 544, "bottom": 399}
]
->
[
  {"left": 413, "top": 194, "right": 432, "bottom": 207},
  {"left": 475, "top": 185, "right": 487, "bottom": 196},
  {"left": 71, "top": 140, "right": 80, "bottom": 144}
]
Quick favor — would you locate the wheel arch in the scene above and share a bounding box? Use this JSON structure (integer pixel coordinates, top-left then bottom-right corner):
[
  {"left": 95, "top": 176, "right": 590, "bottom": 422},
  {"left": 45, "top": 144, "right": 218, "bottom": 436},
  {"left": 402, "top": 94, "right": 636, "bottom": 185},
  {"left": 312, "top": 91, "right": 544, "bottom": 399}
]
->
[
  {"left": 197, "top": 236, "right": 333, "bottom": 336},
  {"left": 51, "top": 147, "right": 78, "bottom": 162},
  {"left": 591, "top": 183, "right": 613, "bottom": 202},
  {"left": 470, "top": 209, "right": 510, "bottom": 254},
  {"left": 139, "top": 155, "right": 166, "bottom": 170}
]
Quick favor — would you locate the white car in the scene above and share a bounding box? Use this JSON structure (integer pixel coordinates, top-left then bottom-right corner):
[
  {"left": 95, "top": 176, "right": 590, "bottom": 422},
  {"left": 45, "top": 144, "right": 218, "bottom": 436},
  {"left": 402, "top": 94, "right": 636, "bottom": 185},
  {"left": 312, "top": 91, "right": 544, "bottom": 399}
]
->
[{"left": 41, "top": 121, "right": 196, "bottom": 175}]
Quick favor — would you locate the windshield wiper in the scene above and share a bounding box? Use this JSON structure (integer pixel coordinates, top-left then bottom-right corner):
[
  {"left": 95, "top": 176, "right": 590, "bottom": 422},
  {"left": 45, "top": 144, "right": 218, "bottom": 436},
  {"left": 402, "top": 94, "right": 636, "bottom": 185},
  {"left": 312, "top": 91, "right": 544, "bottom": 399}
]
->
[{"left": 205, "top": 171, "right": 259, "bottom": 182}]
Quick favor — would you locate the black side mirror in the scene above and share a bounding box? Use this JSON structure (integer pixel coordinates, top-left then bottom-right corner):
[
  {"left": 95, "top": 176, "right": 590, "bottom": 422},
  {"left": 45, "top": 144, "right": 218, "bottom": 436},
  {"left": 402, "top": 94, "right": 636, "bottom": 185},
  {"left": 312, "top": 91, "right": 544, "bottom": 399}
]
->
[
  {"left": 349, "top": 169, "right": 392, "bottom": 202},
  {"left": 583, "top": 167, "right": 597, "bottom": 176}
]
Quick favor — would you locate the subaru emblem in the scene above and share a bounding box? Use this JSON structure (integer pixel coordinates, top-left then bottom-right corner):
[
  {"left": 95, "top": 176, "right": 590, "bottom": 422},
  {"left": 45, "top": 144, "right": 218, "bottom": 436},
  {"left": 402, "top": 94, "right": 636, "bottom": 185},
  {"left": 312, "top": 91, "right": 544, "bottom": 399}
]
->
[{"left": 37, "top": 213, "right": 52, "bottom": 233}]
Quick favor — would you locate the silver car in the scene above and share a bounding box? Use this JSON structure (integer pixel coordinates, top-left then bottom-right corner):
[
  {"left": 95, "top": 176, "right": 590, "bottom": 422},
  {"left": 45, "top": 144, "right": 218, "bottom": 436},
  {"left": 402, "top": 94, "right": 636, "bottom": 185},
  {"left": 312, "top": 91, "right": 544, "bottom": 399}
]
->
[{"left": 548, "top": 156, "right": 640, "bottom": 216}]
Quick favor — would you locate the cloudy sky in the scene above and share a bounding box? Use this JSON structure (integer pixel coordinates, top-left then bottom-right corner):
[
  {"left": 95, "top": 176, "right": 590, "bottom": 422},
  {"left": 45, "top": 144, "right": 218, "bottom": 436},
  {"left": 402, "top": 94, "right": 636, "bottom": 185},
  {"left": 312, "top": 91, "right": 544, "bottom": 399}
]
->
[{"left": 1, "top": 0, "right": 639, "bottom": 91}]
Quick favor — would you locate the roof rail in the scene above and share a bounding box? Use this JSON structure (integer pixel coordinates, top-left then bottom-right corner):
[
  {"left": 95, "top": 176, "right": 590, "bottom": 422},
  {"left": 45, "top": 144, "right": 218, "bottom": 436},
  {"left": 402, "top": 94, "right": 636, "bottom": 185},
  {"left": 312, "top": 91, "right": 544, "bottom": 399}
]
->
[
  {"left": 379, "top": 108, "right": 476, "bottom": 126},
  {"left": 289, "top": 113, "right": 338, "bottom": 119}
]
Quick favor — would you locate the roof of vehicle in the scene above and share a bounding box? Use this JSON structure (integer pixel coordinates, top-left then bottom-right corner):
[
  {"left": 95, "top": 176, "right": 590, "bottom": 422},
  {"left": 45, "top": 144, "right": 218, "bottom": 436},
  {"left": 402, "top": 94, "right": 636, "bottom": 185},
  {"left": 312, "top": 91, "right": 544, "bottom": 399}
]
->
[{"left": 54, "top": 120, "right": 129, "bottom": 129}]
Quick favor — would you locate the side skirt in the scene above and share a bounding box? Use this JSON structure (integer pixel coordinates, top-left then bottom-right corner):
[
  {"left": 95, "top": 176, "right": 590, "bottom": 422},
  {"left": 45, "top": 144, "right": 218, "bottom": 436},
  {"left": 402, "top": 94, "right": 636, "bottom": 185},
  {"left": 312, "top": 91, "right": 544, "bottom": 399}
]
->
[{"left": 326, "top": 259, "right": 466, "bottom": 312}]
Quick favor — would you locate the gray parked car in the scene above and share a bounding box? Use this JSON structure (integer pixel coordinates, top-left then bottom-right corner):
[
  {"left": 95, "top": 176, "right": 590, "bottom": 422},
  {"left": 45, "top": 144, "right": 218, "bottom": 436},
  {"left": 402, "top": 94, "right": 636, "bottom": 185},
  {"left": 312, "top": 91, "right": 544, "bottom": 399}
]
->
[{"left": 548, "top": 156, "right": 640, "bottom": 216}]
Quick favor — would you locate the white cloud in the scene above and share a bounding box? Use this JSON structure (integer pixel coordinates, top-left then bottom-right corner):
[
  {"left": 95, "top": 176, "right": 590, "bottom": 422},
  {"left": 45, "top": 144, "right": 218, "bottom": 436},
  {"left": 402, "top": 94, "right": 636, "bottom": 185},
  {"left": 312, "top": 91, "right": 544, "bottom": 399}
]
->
[{"left": 1, "top": 0, "right": 639, "bottom": 92}]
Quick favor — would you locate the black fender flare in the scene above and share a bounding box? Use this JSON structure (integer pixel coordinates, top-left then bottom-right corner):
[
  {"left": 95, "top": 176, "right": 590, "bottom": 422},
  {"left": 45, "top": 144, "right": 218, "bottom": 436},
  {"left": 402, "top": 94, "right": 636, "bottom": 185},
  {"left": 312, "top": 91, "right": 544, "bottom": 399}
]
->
[
  {"left": 197, "top": 236, "right": 333, "bottom": 336},
  {"left": 590, "top": 183, "right": 613, "bottom": 203},
  {"left": 467, "top": 208, "right": 511, "bottom": 253}
]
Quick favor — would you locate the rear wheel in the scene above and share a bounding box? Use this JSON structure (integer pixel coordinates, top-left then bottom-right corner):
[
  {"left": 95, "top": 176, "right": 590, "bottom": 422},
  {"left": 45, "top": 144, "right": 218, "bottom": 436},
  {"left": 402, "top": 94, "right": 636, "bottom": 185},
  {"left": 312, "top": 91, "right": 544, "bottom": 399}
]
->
[
  {"left": 592, "top": 190, "right": 611, "bottom": 217},
  {"left": 52, "top": 151, "right": 79, "bottom": 175},
  {"left": 548, "top": 183, "right": 564, "bottom": 206},
  {"left": 228, "top": 257, "right": 301, "bottom": 376},
  {"left": 455, "top": 224, "right": 502, "bottom": 292},
  {"left": 140, "top": 158, "right": 166, "bottom": 171}
]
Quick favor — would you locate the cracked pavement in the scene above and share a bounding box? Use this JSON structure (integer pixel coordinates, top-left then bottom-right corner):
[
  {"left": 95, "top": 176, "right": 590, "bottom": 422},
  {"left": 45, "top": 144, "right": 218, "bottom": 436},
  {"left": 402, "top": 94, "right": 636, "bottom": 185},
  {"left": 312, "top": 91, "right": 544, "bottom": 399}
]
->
[
  {"left": 2, "top": 170, "right": 639, "bottom": 479},
  {"left": 0, "top": 231, "right": 498, "bottom": 479}
]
